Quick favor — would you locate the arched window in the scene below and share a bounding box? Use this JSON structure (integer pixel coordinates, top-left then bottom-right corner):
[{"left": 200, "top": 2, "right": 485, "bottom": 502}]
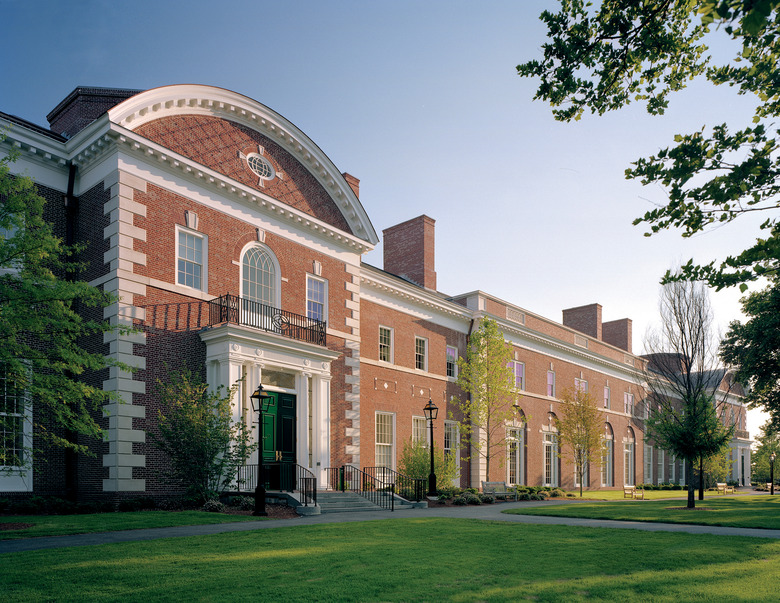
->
[
  {"left": 507, "top": 410, "right": 525, "bottom": 486},
  {"left": 624, "top": 427, "right": 635, "bottom": 486},
  {"left": 601, "top": 423, "right": 614, "bottom": 487},
  {"left": 242, "top": 246, "right": 276, "bottom": 306},
  {"left": 543, "top": 412, "right": 559, "bottom": 487}
]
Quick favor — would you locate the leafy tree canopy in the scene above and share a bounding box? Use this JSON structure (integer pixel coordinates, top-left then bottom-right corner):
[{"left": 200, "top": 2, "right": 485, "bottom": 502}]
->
[
  {"left": 1, "top": 145, "right": 126, "bottom": 464},
  {"left": 555, "top": 388, "right": 605, "bottom": 497},
  {"left": 721, "top": 276, "right": 780, "bottom": 427},
  {"left": 453, "top": 318, "right": 519, "bottom": 479},
  {"left": 518, "top": 1, "right": 780, "bottom": 290}
]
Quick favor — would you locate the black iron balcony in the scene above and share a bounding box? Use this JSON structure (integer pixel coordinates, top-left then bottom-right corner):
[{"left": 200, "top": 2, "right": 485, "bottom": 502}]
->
[{"left": 208, "top": 293, "right": 326, "bottom": 346}]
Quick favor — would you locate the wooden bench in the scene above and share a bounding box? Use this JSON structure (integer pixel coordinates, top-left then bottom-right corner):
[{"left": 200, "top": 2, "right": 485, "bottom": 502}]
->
[
  {"left": 623, "top": 486, "right": 644, "bottom": 499},
  {"left": 481, "top": 481, "right": 518, "bottom": 501},
  {"left": 716, "top": 483, "right": 735, "bottom": 494}
]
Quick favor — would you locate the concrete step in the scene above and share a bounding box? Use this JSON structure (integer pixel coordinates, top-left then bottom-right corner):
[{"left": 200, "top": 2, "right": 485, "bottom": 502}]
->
[{"left": 316, "top": 490, "right": 421, "bottom": 513}]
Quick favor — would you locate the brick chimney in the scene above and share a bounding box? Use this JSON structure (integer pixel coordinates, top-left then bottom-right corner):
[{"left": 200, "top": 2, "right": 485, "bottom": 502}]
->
[
  {"left": 383, "top": 215, "right": 437, "bottom": 290},
  {"left": 47, "top": 87, "right": 141, "bottom": 138},
  {"left": 603, "top": 318, "right": 632, "bottom": 353},
  {"left": 342, "top": 173, "right": 360, "bottom": 198},
  {"left": 562, "top": 303, "right": 602, "bottom": 340}
]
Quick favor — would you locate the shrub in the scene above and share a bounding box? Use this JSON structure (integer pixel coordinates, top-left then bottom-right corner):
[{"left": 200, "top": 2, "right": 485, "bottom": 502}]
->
[
  {"left": 537, "top": 490, "right": 550, "bottom": 500},
  {"left": 529, "top": 493, "right": 544, "bottom": 501},
  {"left": 152, "top": 368, "right": 256, "bottom": 505},
  {"left": 518, "top": 492, "right": 532, "bottom": 501},
  {"left": 117, "top": 497, "right": 156, "bottom": 512},
  {"left": 437, "top": 493, "right": 451, "bottom": 501},
  {"left": 452, "top": 495, "right": 468, "bottom": 506},
  {"left": 397, "top": 438, "right": 459, "bottom": 489},
  {"left": 465, "top": 487, "right": 479, "bottom": 495},
  {"left": 549, "top": 488, "right": 565, "bottom": 498},
  {"left": 566, "top": 493, "right": 576, "bottom": 498},
  {"left": 465, "top": 493, "right": 481, "bottom": 505},
  {"left": 202, "top": 499, "right": 226, "bottom": 513},
  {"left": 479, "top": 493, "right": 495, "bottom": 504}
]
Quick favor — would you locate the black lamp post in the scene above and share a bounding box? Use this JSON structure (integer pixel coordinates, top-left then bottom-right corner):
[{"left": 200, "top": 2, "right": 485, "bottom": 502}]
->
[
  {"left": 250, "top": 385, "right": 273, "bottom": 516},
  {"left": 423, "top": 399, "right": 438, "bottom": 497},
  {"left": 771, "top": 452, "right": 776, "bottom": 496}
]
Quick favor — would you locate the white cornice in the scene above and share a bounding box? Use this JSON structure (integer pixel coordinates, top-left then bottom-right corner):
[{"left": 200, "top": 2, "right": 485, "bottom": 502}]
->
[
  {"left": 0, "top": 118, "right": 69, "bottom": 170},
  {"left": 360, "top": 266, "right": 473, "bottom": 323},
  {"left": 106, "top": 85, "right": 378, "bottom": 246}
]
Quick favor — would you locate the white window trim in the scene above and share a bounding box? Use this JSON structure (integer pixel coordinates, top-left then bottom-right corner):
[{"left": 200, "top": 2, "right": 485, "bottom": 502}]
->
[
  {"left": 446, "top": 346, "right": 458, "bottom": 379},
  {"left": 239, "top": 241, "right": 281, "bottom": 308},
  {"left": 378, "top": 326, "right": 394, "bottom": 364},
  {"left": 412, "top": 415, "right": 428, "bottom": 445},
  {"left": 510, "top": 361, "right": 525, "bottom": 391},
  {"left": 644, "top": 443, "right": 653, "bottom": 484},
  {"left": 575, "top": 378, "right": 588, "bottom": 393},
  {"left": 414, "top": 336, "right": 428, "bottom": 372},
  {"left": 175, "top": 224, "right": 208, "bottom": 292},
  {"left": 601, "top": 436, "right": 613, "bottom": 487},
  {"left": 657, "top": 448, "right": 664, "bottom": 483},
  {"left": 375, "top": 411, "right": 396, "bottom": 470},
  {"left": 305, "top": 274, "right": 328, "bottom": 323},
  {"left": 507, "top": 426, "right": 525, "bottom": 486},
  {"left": 547, "top": 371, "right": 556, "bottom": 398},
  {"left": 604, "top": 386, "right": 611, "bottom": 409},
  {"left": 0, "top": 367, "right": 33, "bottom": 492}
]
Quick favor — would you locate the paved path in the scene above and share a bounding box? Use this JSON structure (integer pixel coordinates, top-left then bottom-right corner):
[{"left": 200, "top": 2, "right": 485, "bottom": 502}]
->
[{"left": 3, "top": 498, "right": 780, "bottom": 555}]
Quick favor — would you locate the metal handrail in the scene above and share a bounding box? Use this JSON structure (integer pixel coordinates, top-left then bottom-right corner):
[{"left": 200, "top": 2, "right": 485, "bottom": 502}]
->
[
  {"left": 363, "top": 466, "right": 426, "bottom": 502},
  {"left": 324, "top": 465, "right": 395, "bottom": 511},
  {"left": 209, "top": 294, "right": 326, "bottom": 346},
  {"left": 234, "top": 462, "right": 317, "bottom": 507}
]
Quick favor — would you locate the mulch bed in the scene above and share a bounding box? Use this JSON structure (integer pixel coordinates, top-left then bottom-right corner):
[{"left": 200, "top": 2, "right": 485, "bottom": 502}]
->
[
  {"left": 223, "top": 503, "right": 300, "bottom": 519},
  {"left": 0, "top": 522, "right": 35, "bottom": 531}
]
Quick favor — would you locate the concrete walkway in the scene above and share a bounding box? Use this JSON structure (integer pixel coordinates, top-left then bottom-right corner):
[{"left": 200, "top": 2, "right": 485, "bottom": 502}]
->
[{"left": 3, "top": 498, "right": 780, "bottom": 555}]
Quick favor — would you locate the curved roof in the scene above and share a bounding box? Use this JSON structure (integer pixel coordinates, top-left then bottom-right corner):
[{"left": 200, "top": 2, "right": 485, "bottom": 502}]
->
[{"left": 107, "top": 84, "right": 378, "bottom": 245}]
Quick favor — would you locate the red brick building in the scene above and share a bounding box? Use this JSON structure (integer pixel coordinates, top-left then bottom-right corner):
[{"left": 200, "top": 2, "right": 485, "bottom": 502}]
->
[{"left": 0, "top": 85, "right": 752, "bottom": 501}]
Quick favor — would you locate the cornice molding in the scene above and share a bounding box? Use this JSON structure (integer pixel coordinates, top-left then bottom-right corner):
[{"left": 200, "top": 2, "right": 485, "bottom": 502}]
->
[
  {"left": 0, "top": 117, "right": 69, "bottom": 169},
  {"left": 359, "top": 269, "right": 472, "bottom": 322},
  {"left": 106, "top": 85, "right": 378, "bottom": 246}
]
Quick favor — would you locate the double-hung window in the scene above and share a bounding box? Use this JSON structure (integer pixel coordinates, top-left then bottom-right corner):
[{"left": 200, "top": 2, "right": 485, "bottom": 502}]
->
[
  {"left": 604, "top": 386, "right": 611, "bottom": 409},
  {"left": 507, "top": 427, "right": 524, "bottom": 486},
  {"left": 176, "top": 227, "right": 207, "bottom": 291},
  {"left": 624, "top": 392, "right": 634, "bottom": 415},
  {"left": 446, "top": 346, "right": 458, "bottom": 378},
  {"left": 544, "top": 432, "right": 559, "bottom": 487},
  {"left": 547, "top": 371, "right": 556, "bottom": 397},
  {"left": 379, "top": 326, "right": 393, "bottom": 363},
  {"left": 375, "top": 412, "right": 395, "bottom": 469},
  {"left": 575, "top": 378, "right": 588, "bottom": 393},
  {"left": 644, "top": 443, "right": 653, "bottom": 483},
  {"left": 510, "top": 361, "right": 525, "bottom": 390},
  {"left": 415, "top": 337, "right": 428, "bottom": 371},
  {"left": 306, "top": 275, "right": 327, "bottom": 322},
  {"left": 412, "top": 416, "right": 427, "bottom": 445},
  {"left": 1, "top": 366, "right": 27, "bottom": 468},
  {"left": 444, "top": 421, "right": 458, "bottom": 460}
]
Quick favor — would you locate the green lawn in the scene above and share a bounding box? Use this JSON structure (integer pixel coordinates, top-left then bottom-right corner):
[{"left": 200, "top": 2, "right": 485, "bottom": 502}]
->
[
  {"left": 3, "top": 518, "right": 780, "bottom": 602},
  {"left": 561, "top": 489, "right": 698, "bottom": 501},
  {"left": 0, "top": 511, "right": 266, "bottom": 540},
  {"left": 507, "top": 495, "right": 780, "bottom": 529}
]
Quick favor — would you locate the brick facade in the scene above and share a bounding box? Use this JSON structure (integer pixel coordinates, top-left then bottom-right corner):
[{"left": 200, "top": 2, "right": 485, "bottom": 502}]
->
[{"left": 0, "top": 84, "right": 753, "bottom": 501}]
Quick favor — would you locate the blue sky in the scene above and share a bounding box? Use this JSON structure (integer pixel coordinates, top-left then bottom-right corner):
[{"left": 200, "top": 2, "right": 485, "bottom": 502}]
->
[{"left": 1, "top": 1, "right": 768, "bottom": 433}]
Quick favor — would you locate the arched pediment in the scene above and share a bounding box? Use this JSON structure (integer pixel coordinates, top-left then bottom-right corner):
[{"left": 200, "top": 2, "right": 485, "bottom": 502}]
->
[{"left": 107, "top": 85, "right": 378, "bottom": 245}]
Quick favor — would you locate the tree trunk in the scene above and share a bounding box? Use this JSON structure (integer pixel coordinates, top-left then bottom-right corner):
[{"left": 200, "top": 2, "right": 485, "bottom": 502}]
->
[
  {"left": 686, "top": 459, "right": 695, "bottom": 508},
  {"left": 698, "top": 457, "right": 705, "bottom": 501}
]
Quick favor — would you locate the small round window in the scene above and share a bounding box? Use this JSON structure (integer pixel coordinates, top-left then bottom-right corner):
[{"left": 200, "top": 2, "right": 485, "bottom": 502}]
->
[{"left": 246, "top": 153, "right": 276, "bottom": 181}]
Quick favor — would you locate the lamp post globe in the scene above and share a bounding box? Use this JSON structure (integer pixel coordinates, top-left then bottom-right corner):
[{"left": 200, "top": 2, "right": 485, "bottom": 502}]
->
[
  {"left": 250, "top": 385, "right": 273, "bottom": 516},
  {"left": 423, "top": 399, "right": 438, "bottom": 497}
]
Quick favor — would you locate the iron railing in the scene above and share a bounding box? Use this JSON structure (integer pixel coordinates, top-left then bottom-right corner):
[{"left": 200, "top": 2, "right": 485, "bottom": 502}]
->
[
  {"left": 234, "top": 462, "right": 317, "bottom": 507},
  {"left": 363, "top": 466, "right": 425, "bottom": 502},
  {"left": 209, "top": 294, "right": 326, "bottom": 346},
  {"left": 325, "top": 465, "right": 395, "bottom": 511}
]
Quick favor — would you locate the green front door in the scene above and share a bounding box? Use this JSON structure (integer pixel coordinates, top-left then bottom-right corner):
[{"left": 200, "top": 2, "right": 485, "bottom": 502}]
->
[{"left": 261, "top": 392, "right": 296, "bottom": 489}]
